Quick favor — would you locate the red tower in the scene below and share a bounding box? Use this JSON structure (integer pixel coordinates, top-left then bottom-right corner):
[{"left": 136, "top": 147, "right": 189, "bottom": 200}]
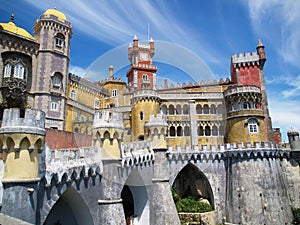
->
[
  {"left": 230, "top": 39, "right": 273, "bottom": 141},
  {"left": 126, "top": 36, "right": 157, "bottom": 90}
]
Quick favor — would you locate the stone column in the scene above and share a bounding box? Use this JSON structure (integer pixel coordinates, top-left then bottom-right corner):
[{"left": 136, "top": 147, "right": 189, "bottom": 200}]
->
[
  {"left": 150, "top": 148, "right": 180, "bottom": 225},
  {"left": 189, "top": 100, "right": 198, "bottom": 147}
]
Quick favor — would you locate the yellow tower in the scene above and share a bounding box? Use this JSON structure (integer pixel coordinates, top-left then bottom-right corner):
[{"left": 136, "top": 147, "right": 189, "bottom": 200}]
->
[
  {"left": 0, "top": 108, "right": 45, "bottom": 181},
  {"left": 224, "top": 86, "right": 267, "bottom": 144},
  {"left": 131, "top": 90, "right": 161, "bottom": 141}
]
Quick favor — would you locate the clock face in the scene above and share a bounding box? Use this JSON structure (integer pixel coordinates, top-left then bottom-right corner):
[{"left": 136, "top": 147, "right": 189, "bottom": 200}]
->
[{"left": 139, "top": 52, "right": 149, "bottom": 60}]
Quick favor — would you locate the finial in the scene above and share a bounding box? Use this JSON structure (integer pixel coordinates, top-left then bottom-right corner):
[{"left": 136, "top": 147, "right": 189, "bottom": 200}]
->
[
  {"left": 133, "top": 35, "right": 138, "bottom": 40},
  {"left": 54, "top": 6, "right": 57, "bottom": 10},
  {"left": 150, "top": 37, "right": 154, "bottom": 42},
  {"left": 10, "top": 11, "right": 14, "bottom": 23},
  {"left": 257, "top": 39, "right": 264, "bottom": 48},
  {"left": 108, "top": 65, "right": 114, "bottom": 79}
]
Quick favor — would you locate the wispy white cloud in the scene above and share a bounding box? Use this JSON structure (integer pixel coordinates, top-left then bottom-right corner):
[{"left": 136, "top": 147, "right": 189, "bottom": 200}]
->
[
  {"left": 243, "top": 0, "right": 300, "bottom": 68},
  {"left": 69, "top": 65, "right": 86, "bottom": 77}
]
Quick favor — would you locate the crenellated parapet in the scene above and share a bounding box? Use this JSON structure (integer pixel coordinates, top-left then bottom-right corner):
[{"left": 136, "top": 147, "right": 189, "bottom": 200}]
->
[
  {"left": 157, "top": 77, "right": 231, "bottom": 90},
  {"left": 121, "top": 141, "right": 154, "bottom": 167},
  {"left": 93, "top": 111, "right": 124, "bottom": 130},
  {"left": 167, "top": 142, "right": 286, "bottom": 162},
  {"left": 231, "top": 52, "right": 260, "bottom": 68},
  {"left": 45, "top": 147, "right": 102, "bottom": 184},
  {"left": 0, "top": 108, "right": 46, "bottom": 181}
]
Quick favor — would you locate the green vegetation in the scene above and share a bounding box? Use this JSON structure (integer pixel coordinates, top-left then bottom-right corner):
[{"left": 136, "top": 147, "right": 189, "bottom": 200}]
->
[{"left": 176, "top": 196, "right": 213, "bottom": 213}]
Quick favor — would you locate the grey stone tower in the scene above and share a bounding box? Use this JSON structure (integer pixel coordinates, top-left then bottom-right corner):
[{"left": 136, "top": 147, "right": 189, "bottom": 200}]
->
[{"left": 33, "top": 8, "right": 72, "bottom": 130}]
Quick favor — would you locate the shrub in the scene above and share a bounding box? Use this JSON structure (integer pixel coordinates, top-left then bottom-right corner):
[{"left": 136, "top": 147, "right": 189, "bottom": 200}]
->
[{"left": 176, "top": 196, "right": 213, "bottom": 213}]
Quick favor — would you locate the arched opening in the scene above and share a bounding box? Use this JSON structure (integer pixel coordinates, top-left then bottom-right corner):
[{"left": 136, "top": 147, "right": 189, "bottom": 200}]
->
[
  {"left": 122, "top": 170, "right": 150, "bottom": 225},
  {"left": 169, "top": 104, "right": 175, "bottom": 115},
  {"left": 170, "top": 126, "right": 176, "bottom": 137},
  {"left": 172, "top": 164, "right": 214, "bottom": 215},
  {"left": 203, "top": 104, "right": 209, "bottom": 114},
  {"left": 44, "top": 186, "right": 94, "bottom": 225},
  {"left": 183, "top": 104, "right": 189, "bottom": 115},
  {"left": 176, "top": 104, "right": 182, "bottom": 115}
]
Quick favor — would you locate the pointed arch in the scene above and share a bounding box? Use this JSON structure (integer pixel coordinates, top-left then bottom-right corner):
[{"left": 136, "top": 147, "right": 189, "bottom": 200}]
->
[
  {"left": 172, "top": 163, "right": 214, "bottom": 208},
  {"left": 43, "top": 186, "right": 94, "bottom": 225}
]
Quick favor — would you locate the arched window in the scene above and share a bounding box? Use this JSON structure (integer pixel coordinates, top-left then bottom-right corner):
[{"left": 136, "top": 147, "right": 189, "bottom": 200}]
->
[
  {"left": 203, "top": 104, "right": 209, "bottom": 114},
  {"left": 205, "top": 126, "right": 211, "bottom": 136},
  {"left": 4, "top": 63, "right": 12, "bottom": 77},
  {"left": 198, "top": 126, "right": 204, "bottom": 136},
  {"left": 53, "top": 73, "right": 62, "bottom": 87},
  {"left": 210, "top": 104, "right": 216, "bottom": 114},
  {"left": 177, "top": 126, "right": 183, "bottom": 136},
  {"left": 217, "top": 104, "right": 223, "bottom": 114},
  {"left": 196, "top": 104, "right": 202, "bottom": 114},
  {"left": 170, "top": 126, "right": 175, "bottom": 137},
  {"left": 183, "top": 104, "right": 189, "bottom": 115},
  {"left": 184, "top": 126, "right": 190, "bottom": 136},
  {"left": 243, "top": 102, "right": 250, "bottom": 109},
  {"left": 212, "top": 125, "right": 218, "bottom": 136},
  {"left": 219, "top": 125, "right": 225, "bottom": 136},
  {"left": 176, "top": 105, "right": 182, "bottom": 115},
  {"left": 169, "top": 104, "right": 175, "bottom": 115},
  {"left": 248, "top": 118, "right": 259, "bottom": 134},
  {"left": 142, "top": 74, "right": 148, "bottom": 81},
  {"left": 161, "top": 104, "right": 167, "bottom": 115},
  {"left": 14, "top": 62, "right": 24, "bottom": 79},
  {"left": 70, "top": 89, "right": 76, "bottom": 100}
]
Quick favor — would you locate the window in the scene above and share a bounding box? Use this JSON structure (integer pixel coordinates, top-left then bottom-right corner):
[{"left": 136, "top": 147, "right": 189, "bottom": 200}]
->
[
  {"left": 55, "top": 33, "right": 65, "bottom": 48},
  {"left": 210, "top": 104, "right": 216, "bottom": 114},
  {"left": 140, "top": 111, "right": 144, "bottom": 120},
  {"left": 4, "top": 63, "right": 12, "bottom": 77},
  {"left": 112, "top": 89, "right": 117, "bottom": 97},
  {"left": 176, "top": 105, "right": 182, "bottom": 115},
  {"left": 170, "top": 126, "right": 175, "bottom": 137},
  {"left": 51, "top": 101, "right": 58, "bottom": 111},
  {"left": 94, "top": 98, "right": 100, "bottom": 109},
  {"left": 205, "top": 126, "right": 211, "bottom": 136},
  {"left": 248, "top": 118, "right": 259, "bottom": 134},
  {"left": 196, "top": 104, "right": 202, "bottom": 114},
  {"left": 142, "top": 74, "right": 148, "bottom": 81},
  {"left": 177, "top": 126, "right": 183, "bottom": 136},
  {"left": 52, "top": 73, "right": 62, "bottom": 87},
  {"left": 70, "top": 89, "right": 76, "bottom": 100},
  {"left": 183, "top": 104, "right": 189, "bottom": 115},
  {"left": 184, "top": 126, "right": 190, "bottom": 136},
  {"left": 203, "top": 104, "right": 209, "bottom": 114},
  {"left": 169, "top": 104, "right": 175, "bottom": 115},
  {"left": 198, "top": 126, "right": 204, "bottom": 136},
  {"left": 14, "top": 63, "right": 24, "bottom": 79}
]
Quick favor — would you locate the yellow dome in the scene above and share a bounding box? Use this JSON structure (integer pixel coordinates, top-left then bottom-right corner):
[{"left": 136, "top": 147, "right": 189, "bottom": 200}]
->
[
  {"left": 0, "top": 21, "right": 34, "bottom": 40},
  {"left": 44, "top": 8, "right": 67, "bottom": 21}
]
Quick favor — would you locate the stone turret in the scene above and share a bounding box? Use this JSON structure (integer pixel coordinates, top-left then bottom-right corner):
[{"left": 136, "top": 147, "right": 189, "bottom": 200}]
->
[
  {"left": 0, "top": 108, "right": 45, "bottom": 223},
  {"left": 287, "top": 128, "right": 300, "bottom": 150},
  {"left": 92, "top": 110, "right": 124, "bottom": 159}
]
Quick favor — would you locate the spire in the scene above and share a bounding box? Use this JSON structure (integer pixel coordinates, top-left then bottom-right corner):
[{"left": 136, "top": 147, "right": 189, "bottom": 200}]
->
[
  {"left": 10, "top": 11, "right": 14, "bottom": 23},
  {"left": 257, "top": 39, "right": 264, "bottom": 48},
  {"left": 133, "top": 35, "right": 138, "bottom": 40},
  {"left": 150, "top": 37, "right": 154, "bottom": 42}
]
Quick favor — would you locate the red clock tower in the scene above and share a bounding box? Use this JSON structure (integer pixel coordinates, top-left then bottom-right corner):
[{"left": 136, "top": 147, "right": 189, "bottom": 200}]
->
[{"left": 126, "top": 35, "right": 157, "bottom": 90}]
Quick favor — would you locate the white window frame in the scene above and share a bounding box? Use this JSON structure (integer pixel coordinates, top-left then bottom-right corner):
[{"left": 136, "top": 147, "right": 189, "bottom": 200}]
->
[
  {"left": 70, "top": 89, "right": 76, "bottom": 100},
  {"left": 112, "top": 89, "right": 117, "bottom": 97},
  {"left": 55, "top": 36, "right": 64, "bottom": 47},
  {"left": 14, "top": 63, "right": 24, "bottom": 79},
  {"left": 51, "top": 101, "right": 58, "bottom": 111},
  {"left": 4, "top": 63, "right": 12, "bottom": 77},
  {"left": 248, "top": 118, "right": 259, "bottom": 134}
]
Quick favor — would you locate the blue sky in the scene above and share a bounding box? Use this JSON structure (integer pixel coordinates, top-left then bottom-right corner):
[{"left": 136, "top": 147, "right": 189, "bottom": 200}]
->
[{"left": 1, "top": 0, "right": 300, "bottom": 141}]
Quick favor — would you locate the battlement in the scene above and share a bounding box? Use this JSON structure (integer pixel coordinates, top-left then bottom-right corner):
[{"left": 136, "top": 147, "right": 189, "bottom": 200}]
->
[
  {"left": 93, "top": 111, "right": 124, "bottom": 129},
  {"left": 0, "top": 108, "right": 45, "bottom": 135},
  {"left": 131, "top": 89, "right": 160, "bottom": 103},
  {"left": 46, "top": 147, "right": 102, "bottom": 183},
  {"left": 121, "top": 141, "right": 154, "bottom": 167},
  {"left": 157, "top": 78, "right": 231, "bottom": 90},
  {"left": 231, "top": 52, "right": 259, "bottom": 65},
  {"left": 168, "top": 141, "right": 280, "bottom": 153},
  {"left": 145, "top": 114, "right": 168, "bottom": 127},
  {"left": 138, "top": 42, "right": 150, "bottom": 49}
]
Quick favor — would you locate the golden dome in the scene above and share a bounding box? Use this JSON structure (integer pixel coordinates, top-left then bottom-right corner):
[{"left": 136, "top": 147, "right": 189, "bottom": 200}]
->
[
  {"left": 44, "top": 8, "right": 67, "bottom": 21},
  {"left": 0, "top": 21, "right": 34, "bottom": 40}
]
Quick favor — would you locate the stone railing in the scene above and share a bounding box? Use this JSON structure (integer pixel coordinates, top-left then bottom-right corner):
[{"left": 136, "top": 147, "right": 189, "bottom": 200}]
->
[
  {"left": 121, "top": 141, "right": 154, "bottom": 167},
  {"left": 158, "top": 92, "right": 224, "bottom": 100},
  {"left": 93, "top": 111, "right": 124, "bottom": 129}
]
